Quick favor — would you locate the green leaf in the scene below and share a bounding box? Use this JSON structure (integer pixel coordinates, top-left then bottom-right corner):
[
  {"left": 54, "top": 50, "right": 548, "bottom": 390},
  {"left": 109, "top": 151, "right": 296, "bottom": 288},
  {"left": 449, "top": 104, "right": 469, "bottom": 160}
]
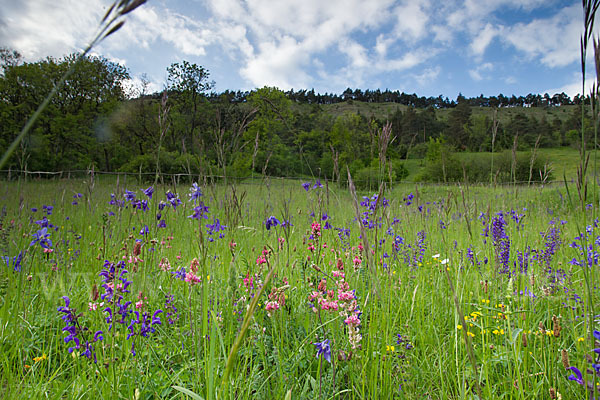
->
[{"left": 171, "top": 385, "right": 205, "bottom": 400}]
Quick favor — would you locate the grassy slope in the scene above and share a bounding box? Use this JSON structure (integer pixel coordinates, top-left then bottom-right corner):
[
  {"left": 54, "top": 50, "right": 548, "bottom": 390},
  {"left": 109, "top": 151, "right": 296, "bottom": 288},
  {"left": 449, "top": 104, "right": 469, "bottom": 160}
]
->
[
  {"left": 315, "top": 100, "right": 577, "bottom": 124},
  {"left": 398, "top": 147, "right": 600, "bottom": 183}
]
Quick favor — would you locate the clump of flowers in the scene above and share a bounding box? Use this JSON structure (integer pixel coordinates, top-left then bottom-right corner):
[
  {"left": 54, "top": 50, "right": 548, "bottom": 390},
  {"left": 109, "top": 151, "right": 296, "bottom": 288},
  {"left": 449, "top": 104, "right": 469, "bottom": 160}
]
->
[
  {"left": 58, "top": 259, "right": 170, "bottom": 362},
  {"left": 309, "top": 258, "right": 362, "bottom": 350},
  {"left": 265, "top": 277, "right": 289, "bottom": 317}
]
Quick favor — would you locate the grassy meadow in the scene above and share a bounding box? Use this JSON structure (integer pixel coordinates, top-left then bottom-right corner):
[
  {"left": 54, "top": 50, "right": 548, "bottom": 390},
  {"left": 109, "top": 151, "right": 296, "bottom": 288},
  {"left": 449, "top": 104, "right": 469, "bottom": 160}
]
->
[{"left": 0, "top": 176, "right": 599, "bottom": 399}]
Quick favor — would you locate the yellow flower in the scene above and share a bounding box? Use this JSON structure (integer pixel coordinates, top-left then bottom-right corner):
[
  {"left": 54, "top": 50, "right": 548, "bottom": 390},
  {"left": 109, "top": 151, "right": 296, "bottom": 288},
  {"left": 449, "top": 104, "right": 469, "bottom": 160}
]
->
[
  {"left": 457, "top": 325, "right": 463, "bottom": 330},
  {"left": 467, "top": 332, "right": 475, "bottom": 337},
  {"left": 386, "top": 345, "right": 395, "bottom": 352},
  {"left": 33, "top": 353, "right": 47, "bottom": 362},
  {"left": 577, "top": 337, "right": 585, "bottom": 343}
]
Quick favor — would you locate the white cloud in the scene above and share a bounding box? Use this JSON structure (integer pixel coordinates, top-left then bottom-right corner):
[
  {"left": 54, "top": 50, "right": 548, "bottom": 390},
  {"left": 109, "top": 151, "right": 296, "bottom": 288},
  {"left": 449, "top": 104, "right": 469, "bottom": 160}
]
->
[
  {"left": 0, "top": 0, "right": 106, "bottom": 61},
  {"left": 110, "top": 7, "right": 212, "bottom": 57},
  {"left": 469, "top": 62, "right": 493, "bottom": 81},
  {"left": 412, "top": 66, "right": 441, "bottom": 86},
  {"left": 543, "top": 72, "right": 595, "bottom": 98},
  {"left": 503, "top": 4, "right": 582, "bottom": 68},
  {"left": 391, "top": 0, "right": 430, "bottom": 41},
  {"left": 203, "top": 0, "right": 432, "bottom": 88},
  {"left": 240, "top": 36, "right": 312, "bottom": 89},
  {"left": 470, "top": 23, "right": 500, "bottom": 57}
]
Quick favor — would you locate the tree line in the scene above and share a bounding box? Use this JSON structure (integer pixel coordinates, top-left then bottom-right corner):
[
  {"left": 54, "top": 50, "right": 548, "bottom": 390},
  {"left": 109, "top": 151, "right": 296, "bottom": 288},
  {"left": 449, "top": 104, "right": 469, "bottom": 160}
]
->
[{"left": 0, "top": 49, "right": 592, "bottom": 182}]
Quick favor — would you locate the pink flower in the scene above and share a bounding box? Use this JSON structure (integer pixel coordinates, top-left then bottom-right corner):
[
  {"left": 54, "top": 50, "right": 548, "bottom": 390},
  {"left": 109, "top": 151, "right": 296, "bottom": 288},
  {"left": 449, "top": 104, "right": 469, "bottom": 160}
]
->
[
  {"left": 353, "top": 256, "right": 362, "bottom": 266},
  {"left": 256, "top": 255, "right": 267, "bottom": 265},
  {"left": 243, "top": 274, "right": 254, "bottom": 289},
  {"left": 332, "top": 270, "right": 345, "bottom": 278},
  {"left": 159, "top": 258, "right": 171, "bottom": 271},
  {"left": 338, "top": 291, "right": 355, "bottom": 301},
  {"left": 135, "top": 300, "right": 144, "bottom": 309},
  {"left": 317, "top": 278, "right": 327, "bottom": 292},
  {"left": 185, "top": 272, "right": 202, "bottom": 285},
  {"left": 311, "top": 222, "right": 321, "bottom": 237},
  {"left": 190, "top": 258, "right": 200, "bottom": 273},
  {"left": 345, "top": 314, "right": 361, "bottom": 326}
]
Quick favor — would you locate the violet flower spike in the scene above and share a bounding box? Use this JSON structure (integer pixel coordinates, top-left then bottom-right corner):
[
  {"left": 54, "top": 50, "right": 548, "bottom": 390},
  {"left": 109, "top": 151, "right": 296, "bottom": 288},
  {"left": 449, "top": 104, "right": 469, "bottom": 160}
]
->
[{"left": 567, "top": 366, "right": 584, "bottom": 385}]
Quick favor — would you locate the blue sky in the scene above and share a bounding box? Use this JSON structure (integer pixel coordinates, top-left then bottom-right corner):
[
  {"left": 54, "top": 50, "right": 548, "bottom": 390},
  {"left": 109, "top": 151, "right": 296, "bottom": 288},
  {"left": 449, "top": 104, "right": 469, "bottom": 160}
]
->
[{"left": 0, "top": 0, "right": 595, "bottom": 99}]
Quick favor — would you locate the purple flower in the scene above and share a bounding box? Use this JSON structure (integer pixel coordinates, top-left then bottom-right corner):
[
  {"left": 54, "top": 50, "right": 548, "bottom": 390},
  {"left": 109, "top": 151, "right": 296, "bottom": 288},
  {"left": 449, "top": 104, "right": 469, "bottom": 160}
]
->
[
  {"left": 142, "top": 186, "right": 154, "bottom": 199},
  {"left": 189, "top": 182, "right": 203, "bottom": 203},
  {"left": 93, "top": 330, "right": 104, "bottom": 342},
  {"left": 314, "top": 339, "right": 331, "bottom": 363},
  {"left": 206, "top": 218, "right": 227, "bottom": 237},
  {"left": 158, "top": 220, "right": 167, "bottom": 229},
  {"left": 188, "top": 203, "right": 209, "bottom": 220},
  {"left": 30, "top": 227, "right": 52, "bottom": 249},
  {"left": 2, "top": 251, "right": 23, "bottom": 272},
  {"left": 567, "top": 366, "right": 584, "bottom": 385},
  {"left": 139, "top": 225, "right": 149, "bottom": 235},
  {"left": 151, "top": 309, "right": 163, "bottom": 325},
  {"left": 313, "top": 179, "right": 323, "bottom": 189},
  {"left": 165, "top": 294, "right": 179, "bottom": 324},
  {"left": 124, "top": 190, "right": 136, "bottom": 202},
  {"left": 166, "top": 191, "right": 182, "bottom": 209},
  {"left": 172, "top": 267, "right": 186, "bottom": 281},
  {"left": 302, "top": 182, "right": 311, "bottom": 191},
  {"left": 265, "top": 216, "right": 280, "bottom": 230}
]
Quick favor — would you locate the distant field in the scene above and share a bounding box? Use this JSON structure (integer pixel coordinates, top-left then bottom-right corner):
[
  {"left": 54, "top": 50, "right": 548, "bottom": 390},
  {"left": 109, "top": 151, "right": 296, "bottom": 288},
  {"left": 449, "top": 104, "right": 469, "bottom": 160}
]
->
[
  {"left": 316, "top": 100, "right": 578, "bottom": 124},
  {"left": 398, "top": 147, "right": 600, "bottom": 183}
]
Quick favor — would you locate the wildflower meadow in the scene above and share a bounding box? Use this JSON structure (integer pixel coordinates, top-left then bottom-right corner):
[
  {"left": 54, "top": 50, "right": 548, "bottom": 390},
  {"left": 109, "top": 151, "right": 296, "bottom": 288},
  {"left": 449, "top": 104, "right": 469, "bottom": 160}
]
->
[{"left": 0, "top": 176, "right": 599, "bottom": 399}]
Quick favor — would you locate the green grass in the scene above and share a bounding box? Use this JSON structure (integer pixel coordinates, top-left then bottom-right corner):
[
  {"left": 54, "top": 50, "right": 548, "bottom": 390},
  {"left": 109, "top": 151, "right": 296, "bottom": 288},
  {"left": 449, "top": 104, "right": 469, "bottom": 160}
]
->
[
  {"left": 316, "top": 100, "right": 577, "bottom": 124},
  {"left": 0, "top": 178, "right": 598, "bottom": 399}
]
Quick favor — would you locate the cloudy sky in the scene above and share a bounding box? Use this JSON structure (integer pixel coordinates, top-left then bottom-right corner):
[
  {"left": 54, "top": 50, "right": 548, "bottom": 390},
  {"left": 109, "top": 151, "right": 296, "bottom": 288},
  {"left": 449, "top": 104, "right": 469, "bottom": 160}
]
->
[{"left": 0, "top": 0, "right": 595, "bottom": 99}]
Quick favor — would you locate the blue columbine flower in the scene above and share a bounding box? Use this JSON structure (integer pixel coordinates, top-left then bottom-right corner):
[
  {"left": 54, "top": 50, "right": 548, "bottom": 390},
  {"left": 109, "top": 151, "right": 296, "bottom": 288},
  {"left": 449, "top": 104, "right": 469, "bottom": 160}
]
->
[
  {"left": 124, "top": 190, "right": 136, "bottom": 202},
  {"left": 189, "top": 182, "right": 203, "bottom": 203},
  {"left": 206, "top": 218, "right": 227, "bottom": 237},
  {"left": 189, "top": 203, "right": 209, "bottom": 220},
  {"left": 30, "top": 227, "right": 52, "bottom": 249},
  {"left": 265, "top": 216, "right": 280, "bottom": 230},
  {"left": 314, "top": 339, "right": 331, "bottom": 363},
  {"left": 142, "top": 186, "right": 154, "bottom": 199},
  {"left": 166, "top": 191, "right": 182, "bottom": 209}
]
